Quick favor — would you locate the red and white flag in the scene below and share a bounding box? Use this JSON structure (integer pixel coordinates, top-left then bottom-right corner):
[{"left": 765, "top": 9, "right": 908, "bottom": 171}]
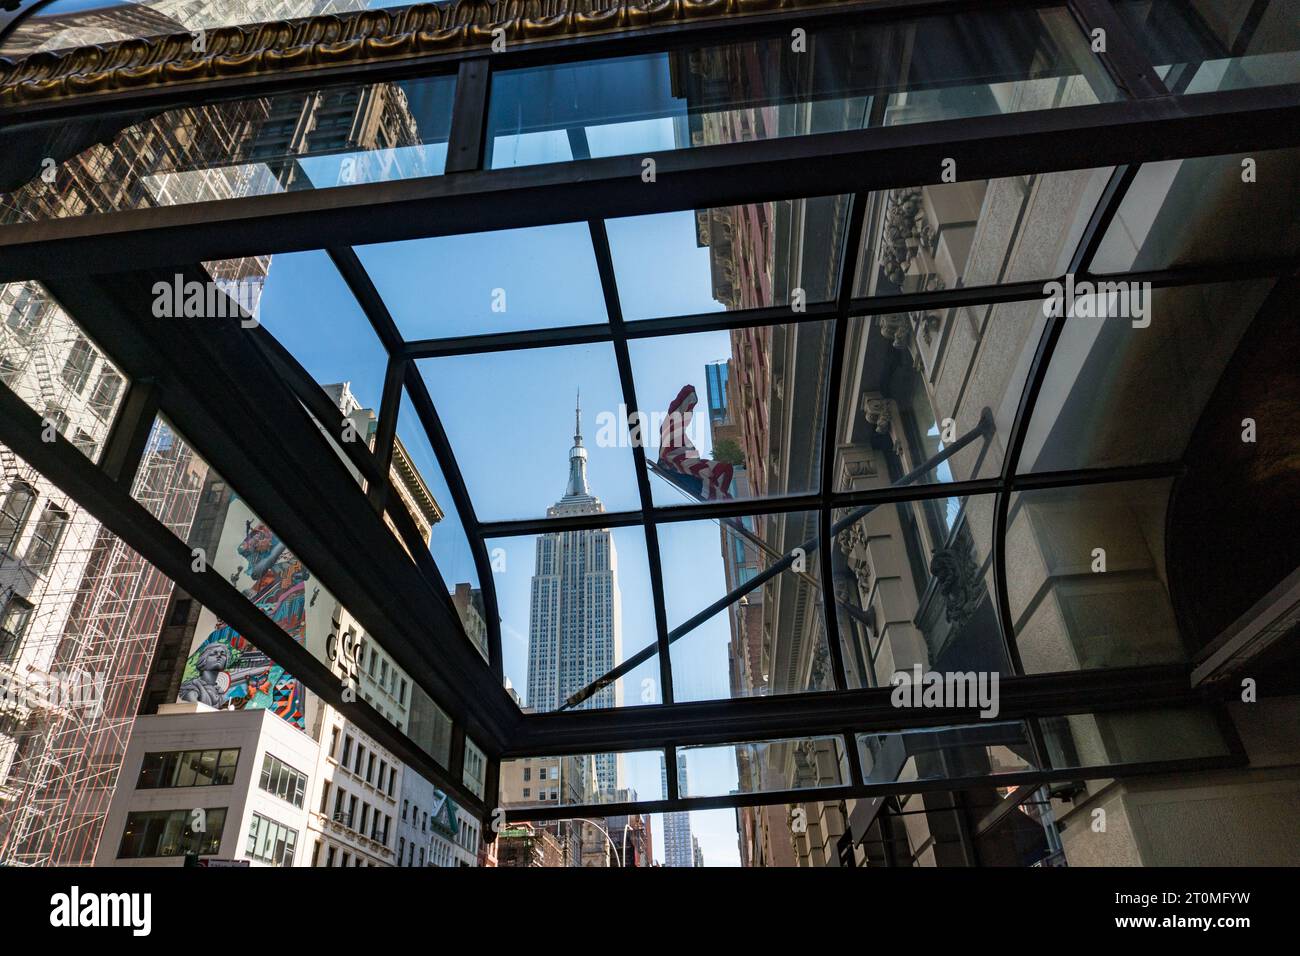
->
[{"left": 657, "top": 384, "right": 734, "bottom": 501}]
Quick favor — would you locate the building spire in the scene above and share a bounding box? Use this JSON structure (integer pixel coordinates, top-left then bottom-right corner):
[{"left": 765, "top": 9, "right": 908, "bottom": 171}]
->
[{"left": 565, "top": 390, "right": 590, "bottom": 498}]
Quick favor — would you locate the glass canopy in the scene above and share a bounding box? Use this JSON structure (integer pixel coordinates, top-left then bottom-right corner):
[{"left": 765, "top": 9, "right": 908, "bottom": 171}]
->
[{"left": 0, "top": 0, "right": 1296, "bottom": 851}]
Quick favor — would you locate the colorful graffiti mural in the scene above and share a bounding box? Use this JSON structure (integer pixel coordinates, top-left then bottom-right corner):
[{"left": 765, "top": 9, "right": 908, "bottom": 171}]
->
[{"left": 178, "top": 515, "right": 309, "bottom": 729}]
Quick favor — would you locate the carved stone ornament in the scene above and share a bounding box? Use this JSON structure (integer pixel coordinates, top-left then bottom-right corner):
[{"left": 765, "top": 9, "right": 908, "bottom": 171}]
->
[
  {"left": 836, "top": 518, "right": 873, "bottom": 597},
  {"left": 1, "top": 0, "right": 860, "bottom": 107},
  {"left": 879, "top": 186, "right": 937, "bottom": 287},
  {"left": 929, "top": 533, "right": 983, "bottom": 630}
]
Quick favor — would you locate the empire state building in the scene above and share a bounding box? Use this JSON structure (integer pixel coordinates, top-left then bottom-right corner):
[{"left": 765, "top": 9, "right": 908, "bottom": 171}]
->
[{"left": 525, "top": 399, "right": 623, "bottom": 795}]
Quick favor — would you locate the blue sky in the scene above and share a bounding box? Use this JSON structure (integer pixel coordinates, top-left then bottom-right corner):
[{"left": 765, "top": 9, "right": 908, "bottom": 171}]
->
[{"left": 249, "top": 212, "right": 760, "bottom": 865}]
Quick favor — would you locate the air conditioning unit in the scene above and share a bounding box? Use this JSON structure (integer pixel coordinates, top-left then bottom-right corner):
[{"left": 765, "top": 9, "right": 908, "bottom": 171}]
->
[
  {"left": 333, "top": 812, "right": 351, "bottom": 826},
  {"left": 1192, "top": 565, "right": 1300, "bottom": 687}
]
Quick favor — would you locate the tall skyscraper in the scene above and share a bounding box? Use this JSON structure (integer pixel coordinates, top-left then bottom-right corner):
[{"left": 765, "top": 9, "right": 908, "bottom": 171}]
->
[
  {"left": 525, "top": 399, "right": 622, "bottom": 794},
  {"left": 660, "top": 752, "right": 694, "bottom": 867}
]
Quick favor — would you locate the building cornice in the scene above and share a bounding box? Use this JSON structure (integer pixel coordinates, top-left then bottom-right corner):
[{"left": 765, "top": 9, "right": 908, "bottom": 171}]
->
[{"left": 0, "top": 0, "right": 856, "bottom": 108}]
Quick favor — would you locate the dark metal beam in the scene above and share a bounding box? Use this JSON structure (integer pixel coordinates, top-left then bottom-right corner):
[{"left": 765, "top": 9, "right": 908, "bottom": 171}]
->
[
  {"left": 589, "top": 217, "right": 675, "bottom": 706},
  {"left": 5, "top": 83, "right": 1299, "bottom": 281},
  {"left": 515, "top": 661, "right": 1215, "bottom": 756},
  {"left": 98, "top": 377, "right": 159, "bottom": 489}
]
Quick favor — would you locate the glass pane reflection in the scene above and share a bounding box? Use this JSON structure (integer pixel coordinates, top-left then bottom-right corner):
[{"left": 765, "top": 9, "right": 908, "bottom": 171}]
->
[
  {"left": 1090, "top": 148, "right": 1300, "bottom": 274},
  {"left": 1019, "top": 281, "right": 1275, "bottom": 473},
  {"left": 487, "top": 526, "right": 660, "bottom": 714},
  {"left": 834, "top": 301, "right": 1042, "bottom": 492},
  {"left": 833, "top": 494, "right": 1006, "bottom": 690},
  {"left": 679, "top": 736, "right": 849, "bottom": 798},
  {"left": 0, "top": 75, "right": 455, "bottom": 225},
  {"left": 658, "top": 510, "right": 833, "bottom": 702},
  {"left": 1008, "top": 478, "right": 1184, "bottom": 673},
  {"left": 852, "top": 168, "right": 1113, "bottom": 297},
  {"left": 395, "top": 389, "right": 490, "bottom": 660},
  {"left": 486, "top": 5, "right": 1115, "bottom": 169},
  {"left": 0, "top": 281, "right": 128, "bottom": 463},
  {"left": 608, "top": 196, "right": 849, "bottom": 321},
  {"left": 856, "top": 722, "right": 1035, "bottom": 785},
  {"left": 630, "top": 321, "right": 832, "bottom": 506},
  {"left": 1115, "top": 0, "right": 1300, "bottom": 93}
]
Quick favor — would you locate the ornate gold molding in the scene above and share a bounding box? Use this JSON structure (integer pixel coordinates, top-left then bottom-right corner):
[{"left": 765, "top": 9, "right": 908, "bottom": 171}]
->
[{"left": 0, "top": 0, "right": 856, "bottom": 108}]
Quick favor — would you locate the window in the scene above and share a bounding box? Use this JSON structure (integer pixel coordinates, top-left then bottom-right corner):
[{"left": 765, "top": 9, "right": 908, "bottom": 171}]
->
[
  {"left": 259, "top": 753, "right": 308, "bottom": 808},
  {"left": 463, "top": 738, "right": 486, "bottom": 799},
  {"left": 329, "top": 727, "right": 339, "bottom": 759},
  {"left": 87, "top": 368, "right": 123, "bottom": 419},
  {"left": 0, "top": 481, "right": 37, "bottom": 555},
  {"left": 245, "top": 813, "right": 298, "bottom": 867},
  {"left": 319, "top": 781, "right": 331, "bottom": 814},
  {"left": 168, "top": 598, "right": 192, "bottom": 626},
  {"left": 71, "top": 430, "right": 97, "bottom": 459},
  {"left": 117, "top": 808, "right": 226, "bottom": 859},
  {"left": 325, "top": 845, "right": 336, "bottom": 867},
  {"left": 353, "top": 744, "right": 365, "bottom": 776},
  {"left": 0, "top": 596, "right": 34, "bottom": 663},
  {"left": 23, "top": 504, "right": 67, "bottom": 571},
  {"left": 340, "top": 735, "right": 352, "bottom": 766},
  {"left": 60, "top": 335, "right": 95, "bottom": 393},
  {"left": 137, "top": 749, "right": 239, "bottom": 789}
]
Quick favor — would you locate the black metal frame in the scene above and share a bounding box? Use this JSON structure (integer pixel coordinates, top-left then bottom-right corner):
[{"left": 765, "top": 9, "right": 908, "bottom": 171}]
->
[{"left": 1, "top": 0, "right": 1297, "bottom": 827}]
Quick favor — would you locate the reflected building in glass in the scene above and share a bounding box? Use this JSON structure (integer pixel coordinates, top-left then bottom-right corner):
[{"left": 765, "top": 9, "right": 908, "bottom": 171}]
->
[
  {"left": 660, "top": 752, "right": 693, "bottom": 868},
  {"left": 526, "top": 403, "right": 623, "bottom": 795}
]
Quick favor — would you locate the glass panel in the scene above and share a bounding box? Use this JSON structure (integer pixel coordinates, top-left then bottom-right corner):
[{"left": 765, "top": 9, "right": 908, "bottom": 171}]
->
[
  {"left": 357, "top": 223, "right": 607, "bottom": 339},
  {"left": 486, "top": 5, "right": 1115, "bottom": 168},
  {"left": 630, "top": 322, "right": 831, "bottom": 505},
  {"left": 1042, "top": 707, "right": 1230, "bottom": 767},
  {"left": 834, "top": 301, "right": 1043, "bottom": 491},
  {"left": 499, "top": 750, "right": 664, "bottom": 807},
  {"left": 1, "top": 75, "right": 454, "bottom": 225},
  {"left": 1019, "top": 281, "right": 1274, "bottom": 473},
  {"left": 487, "top": 525, "right": 660, "bottom": 713},
  {"left": 204, "top": 250, "right": 389, "bottom": 414},
  {"left": 608, "top": 196, "right": 849, "bottom": 320},
  {"left": 1008, "top": 478, "right": 1185, "bottom": 673},
  {"left": 416, "top": 343, "right": 641, "bottom": 520},
  {"left": 1090, "top": 149, "right": 1300, "bottom": 273},
  {"left": 407, "top": 687, "right": 453, "bottom": 769},
  {"left": 679, "top": 736, "right": 849, "bottom": 798},
  {"left": 833, "top": 493, "right": 1007, "bottom": 690},
  {"left": 395, "top": 389, "right": 488, "bottom": 660},
  {"left": 0, "top": 281, "right": 128, "bottom": 462},
  {"left": 1114, "top": 0, "right": 1300, "bottom": 93},
  {"left": 852, "top": 168, "right": 1113, "bottom": 298},
  {"left": 658, "top": 510, "right": 832, "bottom": 702},
  {"left": 0, "top": 1, "right": 433, "bottom": 57},
  {"left": 856, "top": 723, "right": 1035, "bottom": 785}
]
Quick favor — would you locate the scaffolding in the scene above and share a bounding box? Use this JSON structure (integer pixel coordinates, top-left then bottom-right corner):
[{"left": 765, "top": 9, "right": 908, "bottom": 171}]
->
[{"left": 0, "top": 283, "right": 209, "bottom": 865}]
